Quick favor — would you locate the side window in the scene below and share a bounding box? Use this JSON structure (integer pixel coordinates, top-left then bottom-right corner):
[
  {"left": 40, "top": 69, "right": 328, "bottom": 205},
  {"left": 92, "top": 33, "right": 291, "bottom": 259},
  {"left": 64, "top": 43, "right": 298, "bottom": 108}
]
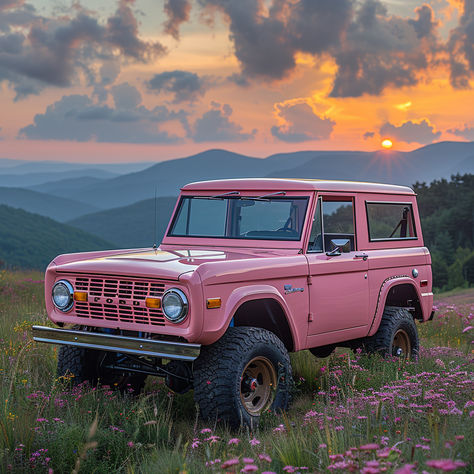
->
[
  {"left": 308, "top": 198, "right": 355, "bottom": 252},
  {"left": 366, "top": 202, "right": 417, "bottom": 240}
]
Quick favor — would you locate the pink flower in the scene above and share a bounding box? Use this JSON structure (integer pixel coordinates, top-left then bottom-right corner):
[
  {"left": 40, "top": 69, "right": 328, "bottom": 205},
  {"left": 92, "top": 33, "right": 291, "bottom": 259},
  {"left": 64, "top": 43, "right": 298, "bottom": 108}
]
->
[
  {"left": 200, "top": 428, "right": 212, "bottom": 434},
  {"left": 241, "top": 465, "right": 258, "bottom": 472},
  {"left": 221, "top": 458, "right": 239, "bottom": 469},
  {"left": 359, "top": 443, "right": 380, "bottom": 450},
  {"left": 127, "top": 441, "right": 134, "bottom": 448},
  {"left": 394, "top": 464, "right": 416, "bottom": 474},
  {"left": 426, "top": 459, "right": 467, "bottom": 471},
  {"left": 455, "top": 435, "right": 464, "bottom": 441},
  {"left": 205, "top": 435, "right": 220, "bottom": 444},
  {"left": 249, "top": 438, "right": 260, "bottom": 446},
  {"left": 243, "top": 458, "right": 255, "bottom": 464},
  {"left": 259, "top": 453, "right": 272, "bottom": 462},
  {"left": 462, "top": 325, "right": 472, "bottom": 333},
  {"left": 228, "top": 438, "right": 241, "bottom": 445}
]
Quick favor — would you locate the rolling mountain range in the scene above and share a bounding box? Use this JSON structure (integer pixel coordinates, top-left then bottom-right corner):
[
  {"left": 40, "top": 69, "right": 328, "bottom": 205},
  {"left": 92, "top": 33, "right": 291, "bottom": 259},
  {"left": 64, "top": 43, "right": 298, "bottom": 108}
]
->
[
  {"left": 0, "top": 141, "right": 473, "bottom": 268},
  {"left": 7, "top": 141, "right": 472, "bottom": 209}
]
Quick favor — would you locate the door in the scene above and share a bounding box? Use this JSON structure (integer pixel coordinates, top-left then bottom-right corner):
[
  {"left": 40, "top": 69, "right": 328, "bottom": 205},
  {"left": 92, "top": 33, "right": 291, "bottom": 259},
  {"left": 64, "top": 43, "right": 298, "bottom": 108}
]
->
[{"left": 306, "top": 196, "right": 369, "bottom": 337}]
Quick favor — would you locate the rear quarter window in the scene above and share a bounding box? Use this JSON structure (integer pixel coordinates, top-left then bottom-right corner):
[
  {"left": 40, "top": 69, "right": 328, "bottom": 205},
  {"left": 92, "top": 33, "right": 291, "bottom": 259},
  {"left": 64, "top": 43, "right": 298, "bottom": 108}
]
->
[{"left": 366, "top": 202, "right": 417, "bottom": 241}]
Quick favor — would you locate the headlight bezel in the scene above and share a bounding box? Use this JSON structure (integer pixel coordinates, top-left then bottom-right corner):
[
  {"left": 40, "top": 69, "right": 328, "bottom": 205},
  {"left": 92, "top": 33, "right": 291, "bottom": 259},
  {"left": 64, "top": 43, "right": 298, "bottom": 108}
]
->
[
  {"left": 52, "top": 279, "right": 74, "bottom": 312},
  {"left": 162, "top": 288, "right": 188, "bottom": 323}
]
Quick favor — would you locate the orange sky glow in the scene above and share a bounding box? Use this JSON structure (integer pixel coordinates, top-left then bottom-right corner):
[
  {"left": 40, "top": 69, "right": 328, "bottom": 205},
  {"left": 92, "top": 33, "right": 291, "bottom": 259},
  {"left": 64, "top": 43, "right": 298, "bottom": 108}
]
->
[{"left": 0, "top": 0, "right": 473, "bottom": 163}]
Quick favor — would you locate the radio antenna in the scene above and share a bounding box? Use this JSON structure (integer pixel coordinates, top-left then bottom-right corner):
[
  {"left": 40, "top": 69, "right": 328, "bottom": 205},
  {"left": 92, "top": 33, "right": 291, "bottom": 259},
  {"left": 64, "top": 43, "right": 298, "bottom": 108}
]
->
[{"left": 153, "top": 187, "right": 157, "bottom": 249}]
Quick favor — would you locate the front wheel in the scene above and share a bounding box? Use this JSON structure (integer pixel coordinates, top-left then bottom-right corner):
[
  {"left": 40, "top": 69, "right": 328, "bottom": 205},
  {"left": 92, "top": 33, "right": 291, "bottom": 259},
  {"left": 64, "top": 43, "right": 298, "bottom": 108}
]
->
[
  {"left": 193, "top": 327, "right": 292, "bottom": 428},
  {"left": 363, "top": 306, "right": 419, "bottom": 359}
]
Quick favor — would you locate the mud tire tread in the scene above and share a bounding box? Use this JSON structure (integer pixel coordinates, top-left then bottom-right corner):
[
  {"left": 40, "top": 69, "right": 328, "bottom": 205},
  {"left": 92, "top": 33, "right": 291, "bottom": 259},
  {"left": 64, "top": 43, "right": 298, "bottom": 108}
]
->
[
  {"left": 193, "top": 326, "right": 292, "bottom": 428},
  {"left": 364, "top": 306, "right": 419, "bottom": 359}
]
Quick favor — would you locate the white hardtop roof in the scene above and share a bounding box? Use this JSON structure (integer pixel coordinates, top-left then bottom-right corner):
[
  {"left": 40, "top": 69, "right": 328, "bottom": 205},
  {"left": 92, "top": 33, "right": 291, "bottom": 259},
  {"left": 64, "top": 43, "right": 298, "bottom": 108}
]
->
[{"left": 182, "top": 178, "right": 415, "bottom": 195}]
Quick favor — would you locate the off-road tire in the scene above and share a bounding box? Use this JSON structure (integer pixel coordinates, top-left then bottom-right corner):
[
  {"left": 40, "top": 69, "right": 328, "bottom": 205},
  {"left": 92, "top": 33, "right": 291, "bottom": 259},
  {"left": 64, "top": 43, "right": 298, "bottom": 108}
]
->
[
  {"left": 363, "top": 306, "right": 419, "bottom": 359},
  {"left": 56, "top": 346, "right": 145, "bottom": 394},
  {"left": 193, "top": 326, "right": 292, "bottom": 428}
]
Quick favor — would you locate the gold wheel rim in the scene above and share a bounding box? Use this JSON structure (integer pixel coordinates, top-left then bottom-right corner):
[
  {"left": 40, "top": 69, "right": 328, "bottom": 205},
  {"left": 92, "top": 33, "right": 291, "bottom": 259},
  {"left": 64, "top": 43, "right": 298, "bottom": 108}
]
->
[
  {"left": 393, "top": 329, "right": 411, "bottom": 358},
  {"left": 240, "top": 356, "right": 277, "bottom": 415}
]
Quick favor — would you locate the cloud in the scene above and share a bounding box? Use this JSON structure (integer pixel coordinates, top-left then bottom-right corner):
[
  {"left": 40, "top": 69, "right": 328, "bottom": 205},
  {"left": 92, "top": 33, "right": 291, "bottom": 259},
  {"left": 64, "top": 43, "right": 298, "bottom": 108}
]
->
[
  {"left": 147, "top": 70, "right": 211, "bottom": 103},
  {"left": 448, "top": 0, "right": 474, "bottom": 88},
  {"left": 330, "top": 1, "right": 439, "bottom": 97},
  {"left": 379, "top": 119, "right": 441, "bottom": 145},
  {"left": 271, "top": 101, "right": 335, "bottom": 142},
  {"left": 198, "top": 0, "right": 352, "bottom": 81},
  {"left": 363, "top": 131, "right": 375, "bottom": 139},
  {"left": 447, "top": 124, "right": 474, "bottom": 140},
  {"left": 0, "top": 0, "right": 165, "bottom": 99},
  {"left": 192, "top": 102, "right": 255, "bottom": 142},
  {"left": 19, "top": 84, "right": 188, "bottom": 143},
  {"left": 163, "top": 0, "right": 191, "bottom": 40}
]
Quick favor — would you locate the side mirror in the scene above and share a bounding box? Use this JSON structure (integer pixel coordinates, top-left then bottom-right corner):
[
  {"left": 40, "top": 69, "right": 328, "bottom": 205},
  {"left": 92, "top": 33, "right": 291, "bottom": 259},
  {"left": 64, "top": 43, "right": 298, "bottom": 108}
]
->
[{"left": 326, "top": 239, "right": 351, "bottom": 256}]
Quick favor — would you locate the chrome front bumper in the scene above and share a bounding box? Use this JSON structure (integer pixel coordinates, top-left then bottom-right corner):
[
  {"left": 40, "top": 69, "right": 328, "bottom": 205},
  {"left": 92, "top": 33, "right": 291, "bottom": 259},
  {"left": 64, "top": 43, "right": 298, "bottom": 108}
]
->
[{"left": 32, "top": 326, "right": 201, "bottom": 362}]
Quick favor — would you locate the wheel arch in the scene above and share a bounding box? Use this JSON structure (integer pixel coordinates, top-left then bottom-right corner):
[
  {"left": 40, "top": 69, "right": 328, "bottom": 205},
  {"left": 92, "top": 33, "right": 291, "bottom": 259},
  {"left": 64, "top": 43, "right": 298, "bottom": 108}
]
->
[
  {"left": 232, "top": 298, "right": 295, "bottom": 352},
  {"left": 368, "top": 277, "right": 423, "bottom": 337}
]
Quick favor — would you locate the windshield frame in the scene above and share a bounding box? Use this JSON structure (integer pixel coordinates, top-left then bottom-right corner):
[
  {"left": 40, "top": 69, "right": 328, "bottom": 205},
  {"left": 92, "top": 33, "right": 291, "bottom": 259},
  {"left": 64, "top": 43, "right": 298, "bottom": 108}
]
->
[{"left": 164, "top": 192, "right": 312, "bottom": 246}]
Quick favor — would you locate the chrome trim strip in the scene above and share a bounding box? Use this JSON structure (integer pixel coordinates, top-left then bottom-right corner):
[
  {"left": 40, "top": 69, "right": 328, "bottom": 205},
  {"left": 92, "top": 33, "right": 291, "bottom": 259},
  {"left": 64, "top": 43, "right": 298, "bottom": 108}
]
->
[{"left": 32, "top": 326, "right": 200, "bottom": 361}]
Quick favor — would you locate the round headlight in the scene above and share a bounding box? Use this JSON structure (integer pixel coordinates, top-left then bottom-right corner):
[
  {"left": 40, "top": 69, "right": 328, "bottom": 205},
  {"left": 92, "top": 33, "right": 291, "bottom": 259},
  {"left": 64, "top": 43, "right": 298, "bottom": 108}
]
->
[
  {"left": 52, "top": 280, "right": 74, "bottom": 312},
  {"left": 162, "top": 288, "right": 188, "bottom": 323}
]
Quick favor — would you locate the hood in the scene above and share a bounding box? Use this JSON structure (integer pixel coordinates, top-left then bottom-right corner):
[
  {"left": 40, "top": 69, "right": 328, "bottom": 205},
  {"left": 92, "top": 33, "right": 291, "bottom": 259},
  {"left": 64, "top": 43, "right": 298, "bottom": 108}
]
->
[{"left": 52, "top": 247, "right": 291, "bottom": 281}]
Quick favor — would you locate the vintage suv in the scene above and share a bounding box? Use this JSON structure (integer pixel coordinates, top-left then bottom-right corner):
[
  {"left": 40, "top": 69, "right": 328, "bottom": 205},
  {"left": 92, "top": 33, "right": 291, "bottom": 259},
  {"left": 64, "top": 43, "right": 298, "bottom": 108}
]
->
[{"left": 33, "top": 178, "right": 433, "bottom": 427}]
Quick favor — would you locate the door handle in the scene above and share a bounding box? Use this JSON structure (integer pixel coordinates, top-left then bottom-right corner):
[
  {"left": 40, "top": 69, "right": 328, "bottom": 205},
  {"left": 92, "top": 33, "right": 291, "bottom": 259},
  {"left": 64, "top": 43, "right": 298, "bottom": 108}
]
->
[{"left": 354, "top": 254, "right": 368, "bottom": 261}]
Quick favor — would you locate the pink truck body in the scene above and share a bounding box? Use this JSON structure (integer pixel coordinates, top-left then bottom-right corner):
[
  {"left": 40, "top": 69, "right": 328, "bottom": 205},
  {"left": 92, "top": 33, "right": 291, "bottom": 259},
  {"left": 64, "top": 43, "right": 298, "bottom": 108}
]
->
[{"left": 40, "top": 178, "right": 433, "bottom": 352}]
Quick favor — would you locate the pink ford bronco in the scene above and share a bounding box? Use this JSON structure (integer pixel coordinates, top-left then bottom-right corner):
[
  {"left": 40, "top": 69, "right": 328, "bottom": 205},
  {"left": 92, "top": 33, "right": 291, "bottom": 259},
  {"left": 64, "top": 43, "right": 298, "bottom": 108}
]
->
[{"left": 33, "top": 178, "right": 433, "bottom": 427}]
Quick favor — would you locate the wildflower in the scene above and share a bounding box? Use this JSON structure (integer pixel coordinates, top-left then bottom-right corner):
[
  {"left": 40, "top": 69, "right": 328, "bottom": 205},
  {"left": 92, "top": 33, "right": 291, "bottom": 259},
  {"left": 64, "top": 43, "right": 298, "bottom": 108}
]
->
[
  {"left": 283, "top": 467, "right": 296, "bottom": 473},
  {"left": 462, "top": 325, "right": 472, "bottom": 333},
  {"left": 191, "top": 439, "right": 200, "bottom": 449},
  {"left": 359, "top": 443, "right": 379, "bottom": 450},
  {"left": 228, "top": 437, "right": 241, "bottom": 445},
  {"left": 243, "top": 458, "right": 255, "bottom": 464},
  {"left": 455, "top": 435, "right": 464, "bottom": 441},
  {"left": 394, "top": 464, "right": 416, "bottom": 474},
  {"left": 205, "top": 435, "right": 220, "bottom": 444},
  {"left": 273, "top": 424, "right": 285, "bottom": 432},
  {"left": 241, "top": 465, "right": 258, "bottom": 473},
  {"left": 221, "top": 458, "right": 239, "bottom": 468},
  {"left": 249, "top": 438, "right": 260, "bottom": 446},
  {"left": 319, "top": 443, "right": 327, "bottom": 449},
  {"left": 426, "top": 459, "right": 467, "bottom": 471},
  {"left": 200, "top": 427, "right": 212, "bottom": 434},
  {"left": 127, "top": 441, "right": 134, "bottom": 448},
  {"left": 259, "top": 453, "right": 272, "bottom": 462}
]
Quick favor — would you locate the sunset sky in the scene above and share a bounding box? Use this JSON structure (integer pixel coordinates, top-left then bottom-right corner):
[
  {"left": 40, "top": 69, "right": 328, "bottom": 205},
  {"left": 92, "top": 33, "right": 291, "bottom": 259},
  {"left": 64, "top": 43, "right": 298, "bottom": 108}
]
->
[{"left": 1, "top": 0, "right": 473, "bottom": 163}]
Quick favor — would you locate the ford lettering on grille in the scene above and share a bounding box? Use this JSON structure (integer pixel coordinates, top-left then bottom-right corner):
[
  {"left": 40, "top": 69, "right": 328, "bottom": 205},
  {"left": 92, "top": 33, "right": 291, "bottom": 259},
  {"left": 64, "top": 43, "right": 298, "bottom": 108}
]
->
[{"left": 68, "top": 276, "right": 167, "bottom": 326}]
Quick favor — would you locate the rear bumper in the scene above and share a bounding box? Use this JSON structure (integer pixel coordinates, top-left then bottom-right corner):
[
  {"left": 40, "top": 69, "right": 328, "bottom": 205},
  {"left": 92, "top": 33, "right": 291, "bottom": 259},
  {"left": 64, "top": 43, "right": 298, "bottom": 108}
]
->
[{"left": 32, "top": 325, "right": 201, "bottom": 362}]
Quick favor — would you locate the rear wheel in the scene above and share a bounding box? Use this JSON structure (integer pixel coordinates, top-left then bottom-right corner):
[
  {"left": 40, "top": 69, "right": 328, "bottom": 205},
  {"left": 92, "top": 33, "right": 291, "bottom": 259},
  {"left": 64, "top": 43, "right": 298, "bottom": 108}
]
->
[
  {"left": 193, "top": 327, "right": 292, "bottom": 428},
  {"left": 56, "top": 346, "right": 145, "bottom": 394},
  {"left": 363, "top": 306, "right": 419, "bottom": 359}
]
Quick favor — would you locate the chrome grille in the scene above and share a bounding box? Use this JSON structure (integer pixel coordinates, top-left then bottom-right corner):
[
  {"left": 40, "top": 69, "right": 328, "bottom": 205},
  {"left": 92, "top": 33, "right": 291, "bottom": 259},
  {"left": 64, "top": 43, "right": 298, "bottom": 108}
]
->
[{"left": 70, "top": 276, "right": 167, "bottom": 327}]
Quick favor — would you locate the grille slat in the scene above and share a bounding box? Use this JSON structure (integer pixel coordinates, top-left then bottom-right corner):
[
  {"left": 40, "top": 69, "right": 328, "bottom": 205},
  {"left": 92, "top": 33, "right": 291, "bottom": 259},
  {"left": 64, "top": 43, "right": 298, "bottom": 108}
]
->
[{"left": 70, "top": 276, "right": 167, "bottom": 326}]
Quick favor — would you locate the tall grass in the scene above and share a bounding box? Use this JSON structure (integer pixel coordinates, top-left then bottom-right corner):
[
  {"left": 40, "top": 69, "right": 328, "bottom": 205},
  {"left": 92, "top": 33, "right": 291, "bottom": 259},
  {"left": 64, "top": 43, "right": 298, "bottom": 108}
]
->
[{"left": 0, "top": 270, "right": 472, "bottom": 472}]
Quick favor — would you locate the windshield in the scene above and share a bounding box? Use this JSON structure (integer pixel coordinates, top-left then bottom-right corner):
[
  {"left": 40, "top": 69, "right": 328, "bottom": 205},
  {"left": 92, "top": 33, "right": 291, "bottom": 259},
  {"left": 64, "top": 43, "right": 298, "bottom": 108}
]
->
[{"left": 168, "top": 195, "right": 309, "bottom": 241}]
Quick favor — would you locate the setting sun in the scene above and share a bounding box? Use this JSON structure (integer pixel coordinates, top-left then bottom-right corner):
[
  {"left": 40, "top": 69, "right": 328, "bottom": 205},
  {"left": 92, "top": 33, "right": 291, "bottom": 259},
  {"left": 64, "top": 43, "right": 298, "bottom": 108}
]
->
[{"left": 381, "top": 139, "right": 393, "bottom": 149}]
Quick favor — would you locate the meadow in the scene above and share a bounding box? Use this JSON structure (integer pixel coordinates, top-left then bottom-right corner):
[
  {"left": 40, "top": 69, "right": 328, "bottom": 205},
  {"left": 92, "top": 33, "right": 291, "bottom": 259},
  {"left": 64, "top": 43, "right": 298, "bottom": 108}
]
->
[{"left": 0, "top": 270, "right": 472, "bottom": 473}]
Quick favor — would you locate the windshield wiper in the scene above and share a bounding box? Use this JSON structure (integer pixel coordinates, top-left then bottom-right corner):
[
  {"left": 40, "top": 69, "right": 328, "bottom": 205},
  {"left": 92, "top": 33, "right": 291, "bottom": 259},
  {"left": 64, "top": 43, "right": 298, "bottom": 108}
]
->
[
  {"left": 194, "top": 191, "right": 241, "bottom": 200},
  {"left": 242, "top": 191, "right": 287, "bottom": 201}
]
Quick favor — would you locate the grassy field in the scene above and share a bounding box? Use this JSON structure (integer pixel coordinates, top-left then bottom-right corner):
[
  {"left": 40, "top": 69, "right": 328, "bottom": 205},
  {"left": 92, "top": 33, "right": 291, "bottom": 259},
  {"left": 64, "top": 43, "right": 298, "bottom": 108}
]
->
[{"left": 0, "top": 270, "right": 472, "bottom": 473}]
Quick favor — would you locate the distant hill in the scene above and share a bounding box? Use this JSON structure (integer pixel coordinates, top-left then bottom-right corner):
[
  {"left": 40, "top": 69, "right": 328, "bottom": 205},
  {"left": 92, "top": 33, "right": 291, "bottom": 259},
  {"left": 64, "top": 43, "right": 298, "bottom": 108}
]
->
[
  {"left": 39, "top": 142, "right": 474, "bottom": 209},
  {"left": 0, "top": 187, "right": 99, "bottom": 221},
  {"left": 0, "top": 158, "right": 155, "bottom": 175},
  {"left": 28, "top": 176, "right": 108, "bottom": 199},
  {"left": 55, "top": 149, "right": 314, "bottom": 208},
  {"left": 0, "top": 205, "right": 113, "bottom": 269},
  {"left": 267, "top": 141, "right": 474, "bottom": 185},
  {"left": 0, "top": 168, "right": 118, "bottom": 188},
  {"left": 68, "top": 197, "right": 177, "bottom": 248}
]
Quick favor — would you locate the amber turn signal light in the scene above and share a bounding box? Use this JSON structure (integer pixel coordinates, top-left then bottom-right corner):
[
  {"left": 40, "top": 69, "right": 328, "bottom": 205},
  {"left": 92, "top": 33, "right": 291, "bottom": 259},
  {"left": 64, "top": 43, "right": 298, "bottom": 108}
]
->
[
  {"left": 73, "top": 291, "right": 88, "bottom": 302},
  {"left": 206, "top": 298, "right": 221, "bottom": 309},
  {"left": 146, "top": 297, "right": 162, "bottom": 309}
]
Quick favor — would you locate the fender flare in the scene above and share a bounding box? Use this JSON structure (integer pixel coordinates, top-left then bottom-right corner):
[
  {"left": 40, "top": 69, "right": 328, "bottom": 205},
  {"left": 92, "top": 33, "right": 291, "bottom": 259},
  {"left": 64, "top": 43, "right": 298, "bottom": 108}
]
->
[
  {"left": 224, "top": 284, "right": 301, "bottom": 351},
  {"left": 367, "top": 275, "right": 422, "bottom": 337}
]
